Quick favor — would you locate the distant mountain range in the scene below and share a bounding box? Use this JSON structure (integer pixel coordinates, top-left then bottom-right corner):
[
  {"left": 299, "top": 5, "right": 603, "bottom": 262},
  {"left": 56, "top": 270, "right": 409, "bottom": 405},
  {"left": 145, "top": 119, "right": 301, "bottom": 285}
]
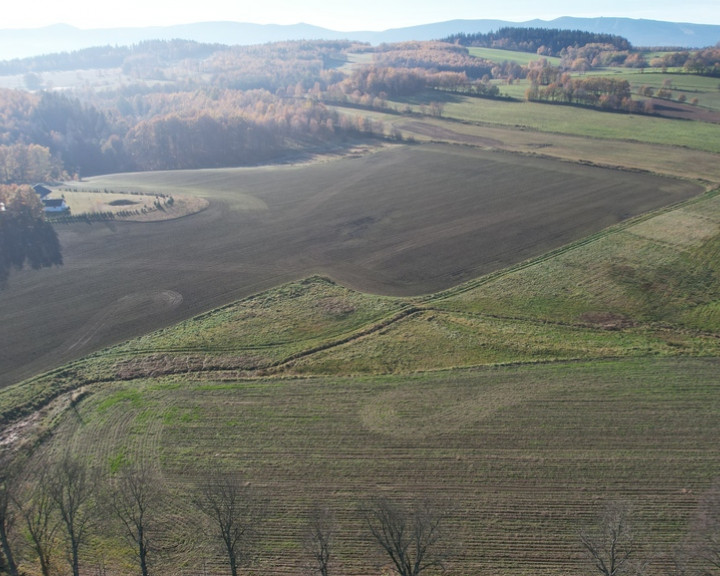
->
[{"left": 0, "top": 17, "right": 718, "bottom": 61}]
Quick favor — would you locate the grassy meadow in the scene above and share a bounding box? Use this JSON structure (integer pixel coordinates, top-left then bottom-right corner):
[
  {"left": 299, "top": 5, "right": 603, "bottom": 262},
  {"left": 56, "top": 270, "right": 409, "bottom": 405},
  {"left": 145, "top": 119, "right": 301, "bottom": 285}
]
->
[
  {"left": 468, "top": 46, "right": 562, "bottom": 67},
  {"left": 4, "top": 65, "right": 720, "bottom": 575}
]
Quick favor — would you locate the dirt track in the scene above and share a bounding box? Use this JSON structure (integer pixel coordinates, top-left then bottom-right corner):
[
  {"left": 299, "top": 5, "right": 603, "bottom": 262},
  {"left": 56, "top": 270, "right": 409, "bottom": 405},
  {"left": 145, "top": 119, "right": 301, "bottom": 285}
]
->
[{"left": 0, "top": 143, "right": 702, "bottom": 388}]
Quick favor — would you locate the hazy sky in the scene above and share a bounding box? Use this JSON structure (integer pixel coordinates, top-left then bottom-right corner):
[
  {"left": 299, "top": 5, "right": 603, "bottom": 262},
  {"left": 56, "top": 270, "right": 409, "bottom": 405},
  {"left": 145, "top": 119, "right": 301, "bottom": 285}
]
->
[{"left": 4, "top": 0, "right": 720, "bottom": 30}]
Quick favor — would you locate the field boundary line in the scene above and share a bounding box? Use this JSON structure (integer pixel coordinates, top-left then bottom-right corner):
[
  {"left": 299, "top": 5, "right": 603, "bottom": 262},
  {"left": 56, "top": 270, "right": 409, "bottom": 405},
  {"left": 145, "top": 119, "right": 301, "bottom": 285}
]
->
[
  {"left": 266, "top": 305, "right": 421, "bottom": 370},
  {"left": 420, "top": 188, "right": 720, "bottom": 305}
]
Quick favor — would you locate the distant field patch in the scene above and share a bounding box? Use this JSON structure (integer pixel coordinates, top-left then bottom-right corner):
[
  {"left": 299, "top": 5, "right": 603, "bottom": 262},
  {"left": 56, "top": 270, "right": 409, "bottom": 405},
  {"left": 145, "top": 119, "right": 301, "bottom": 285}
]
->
[
  {"left": 45, "top": 187, "right": 208, "bottom": 221},
  {"left": 435, "top": 96, "right": 720, "bottom": 153},
  {"left": 108, "top": 198, "right": 139, "bottom": 206},
  {"left": 469, "top": 46, "right": 562, "bottom": 66}
]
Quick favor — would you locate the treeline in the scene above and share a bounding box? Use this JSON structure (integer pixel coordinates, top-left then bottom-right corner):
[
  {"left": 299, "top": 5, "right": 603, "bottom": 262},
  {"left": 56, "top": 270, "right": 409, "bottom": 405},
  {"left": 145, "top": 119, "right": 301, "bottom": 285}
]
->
[
  {"left": 560, "top": 43, "right": 648, "bottom": 71},
  {"left": 204, "top": 40, "right": 353, "bottom": 92},
  {"left": 121, "top": 90, "right": 363, "bottom": 171},
  {"left": 0, "top": 84, "right": 383, "bottom": 178},
  {"left": 0, "top": 40, "right": 225, "bottom": 76},
  {"left": 0, "top": 89, "right": 116, "bottom": 179},
  {"left": 444, "top": 27, "right": 632, "bottom": 56},
  {"left": 524, "top": 61, "right": 639, "bottom": 112},
  {"left": 526, "top": 74, "right": 638, "bottom": 112},
  {"left": 373, "top": 41, "right": 494, "bottom": 79},
  {"left": 0, "top": 40, "right": 497, "bottom": 179},
  {"left": 0, "top": 451, "right": 449, "bottom": 576},
  {"left": 0, "top": 184, "right": 62, "bottom": 285},
  {"left": 5, "top": 449, "right": 720, "bottom": 576},
  {"left": 0, "top": 144, "right": 64, "bottom": 185},
  {"left": 650, "top": 47, "right": 720, "bottom": 76}
]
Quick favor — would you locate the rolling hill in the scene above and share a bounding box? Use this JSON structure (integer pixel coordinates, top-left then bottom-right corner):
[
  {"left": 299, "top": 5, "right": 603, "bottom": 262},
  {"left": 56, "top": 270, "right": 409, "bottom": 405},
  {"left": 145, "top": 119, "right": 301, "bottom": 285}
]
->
[{"left": 1, "top": 16, "right": 718, "bottom": 60}]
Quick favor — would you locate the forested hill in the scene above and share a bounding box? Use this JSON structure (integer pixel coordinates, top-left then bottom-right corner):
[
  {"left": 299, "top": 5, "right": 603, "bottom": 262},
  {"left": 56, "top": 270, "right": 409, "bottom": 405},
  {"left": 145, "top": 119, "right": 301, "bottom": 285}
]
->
[
  {"left": 443, "top": 28, "right": 632, "bottom": 57},
  {"left": 0, "top": 40, "right": 225, "bottom": 75}
]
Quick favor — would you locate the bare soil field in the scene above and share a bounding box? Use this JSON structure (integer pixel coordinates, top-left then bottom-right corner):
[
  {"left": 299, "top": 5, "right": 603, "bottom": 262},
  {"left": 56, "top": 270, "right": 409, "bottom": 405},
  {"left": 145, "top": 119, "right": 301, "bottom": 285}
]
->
[
  {"left": 650, "top": 98, "right": 720, "bottom": 123},
  {"left": 0, "top": 143, "right": 702, "bottom": 388}
]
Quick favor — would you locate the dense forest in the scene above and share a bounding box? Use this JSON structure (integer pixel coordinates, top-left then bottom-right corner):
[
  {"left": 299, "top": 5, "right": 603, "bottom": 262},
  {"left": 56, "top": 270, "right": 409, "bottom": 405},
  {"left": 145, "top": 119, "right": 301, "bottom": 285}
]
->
[
  {"left": 443, "top": 27, "right": 632, "bottom": 56},
  {"left": 0, "top": 40, "right": 496, "bottom": 180},
  {"left": 1, "top": 33, "right": 717, "bottom": 184},
  {"left": 0, "top": 41, "right": 382, "bottom": 179},
  {"left": 0, "top": 40, "right": 225, "bottom": 76}
]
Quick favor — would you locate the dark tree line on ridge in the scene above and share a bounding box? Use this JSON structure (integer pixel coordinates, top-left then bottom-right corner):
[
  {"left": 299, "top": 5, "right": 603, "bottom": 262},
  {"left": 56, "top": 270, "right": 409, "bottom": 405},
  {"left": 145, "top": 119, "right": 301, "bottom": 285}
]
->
[{"left": 443, "top": 27, "right": 632, "bottom": 57}]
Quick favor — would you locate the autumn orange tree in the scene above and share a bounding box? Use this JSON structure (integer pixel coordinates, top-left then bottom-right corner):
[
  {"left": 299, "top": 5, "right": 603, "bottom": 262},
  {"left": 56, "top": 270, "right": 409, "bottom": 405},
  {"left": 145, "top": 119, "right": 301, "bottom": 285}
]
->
[{"left": 0, "top": 185, "right": 62, "bottom": 286}]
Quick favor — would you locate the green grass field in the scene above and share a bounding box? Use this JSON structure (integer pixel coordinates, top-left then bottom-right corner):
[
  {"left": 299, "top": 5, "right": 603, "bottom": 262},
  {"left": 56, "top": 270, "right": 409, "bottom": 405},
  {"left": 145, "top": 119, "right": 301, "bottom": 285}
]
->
[
  {"left": 439, "top": 96, "right": 720, "bottom": 153},
  {"left": 13, "top": 357, "right": 720, "bottom": 575},
  {"left": 469, "top": 46, "right": 563, "bottom": 67},
  {"left": 584, "top": 68, "right": 720, "bottom": 111}
]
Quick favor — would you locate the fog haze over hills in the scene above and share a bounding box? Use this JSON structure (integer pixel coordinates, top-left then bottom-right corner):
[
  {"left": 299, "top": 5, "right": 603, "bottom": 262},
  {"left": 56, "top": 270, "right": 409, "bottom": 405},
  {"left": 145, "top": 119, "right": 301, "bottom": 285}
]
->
[{"left": 0, "top": 16, "right": 718, "bottom": 60}]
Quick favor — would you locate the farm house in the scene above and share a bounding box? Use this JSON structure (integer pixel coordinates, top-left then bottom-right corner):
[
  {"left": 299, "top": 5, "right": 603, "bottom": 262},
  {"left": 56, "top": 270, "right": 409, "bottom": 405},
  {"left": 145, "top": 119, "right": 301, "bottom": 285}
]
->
[{"left": 42, "top": 198, "right": 69, "bottom": 212}]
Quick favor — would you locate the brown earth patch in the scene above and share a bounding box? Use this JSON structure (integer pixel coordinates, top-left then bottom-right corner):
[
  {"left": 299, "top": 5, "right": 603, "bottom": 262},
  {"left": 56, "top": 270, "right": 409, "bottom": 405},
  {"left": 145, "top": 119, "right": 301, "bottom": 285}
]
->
[
  {"left": 115, "top": 353, "right": 270, "bottom": 379},
  {"left": 315, "top": 296, "right": 357, "bottom": 316},
  {"left": 399, "top": 120, "right": 504, "bottom": 146},
  {"left": 650, "top": 98, "right": 720, "bottom": 123},
  {"left": 579, "top": 311, "right": 637, "bottom": 330}
]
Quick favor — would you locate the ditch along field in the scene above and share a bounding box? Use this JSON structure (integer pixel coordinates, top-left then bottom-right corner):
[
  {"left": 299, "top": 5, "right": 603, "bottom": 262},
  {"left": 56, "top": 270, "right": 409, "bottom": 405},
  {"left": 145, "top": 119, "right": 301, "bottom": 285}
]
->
[
  {"left": 5, "top": 182, "right": 720, "bottom": 575},
  {"left": 0, "top": 142, "right": 701, "bottom": 389}
]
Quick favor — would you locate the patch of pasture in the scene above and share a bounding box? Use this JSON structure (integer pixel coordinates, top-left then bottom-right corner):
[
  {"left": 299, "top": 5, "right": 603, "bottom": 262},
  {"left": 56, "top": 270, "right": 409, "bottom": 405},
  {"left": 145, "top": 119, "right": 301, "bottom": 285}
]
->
[
  {"left": 435, "top": 95, "right": 720, "bottom": 153},
  {"left": 468, "top": 46, "right": 562, "bottom": 67},
  {"left": 287, "top": 309, "right": 720, "bottom": 375},
  {"left": 382, "top": 114, "right": 720, "bottom": 183},
  {"left": 109, "top": 276, "right": 406, "bottom": 368},
  {"left": 436, "top": 192, "right": 720, "bottom": 332}
]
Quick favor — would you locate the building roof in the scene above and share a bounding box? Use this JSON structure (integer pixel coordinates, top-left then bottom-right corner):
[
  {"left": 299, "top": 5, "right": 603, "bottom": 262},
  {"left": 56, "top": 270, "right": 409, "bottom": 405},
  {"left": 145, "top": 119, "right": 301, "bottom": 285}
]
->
[
  {"left": 33, "top": 184, "right": 53, "bottom": 198},
  {"left": 43, "top": 198, "right": 67, "bottom": 208}
]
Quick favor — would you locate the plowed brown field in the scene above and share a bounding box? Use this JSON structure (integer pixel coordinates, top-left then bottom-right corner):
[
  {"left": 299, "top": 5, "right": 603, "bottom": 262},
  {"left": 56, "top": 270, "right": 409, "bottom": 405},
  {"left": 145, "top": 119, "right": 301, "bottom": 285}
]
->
[{"left": 0, "top": 143, "right": 702, "bottom": 388}]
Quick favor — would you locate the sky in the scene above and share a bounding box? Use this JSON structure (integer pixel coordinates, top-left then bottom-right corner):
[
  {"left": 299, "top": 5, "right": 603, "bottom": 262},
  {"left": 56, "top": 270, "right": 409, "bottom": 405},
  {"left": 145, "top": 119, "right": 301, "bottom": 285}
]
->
[{"left": 4, "top": 0, "right": 720, "bottom": 30}]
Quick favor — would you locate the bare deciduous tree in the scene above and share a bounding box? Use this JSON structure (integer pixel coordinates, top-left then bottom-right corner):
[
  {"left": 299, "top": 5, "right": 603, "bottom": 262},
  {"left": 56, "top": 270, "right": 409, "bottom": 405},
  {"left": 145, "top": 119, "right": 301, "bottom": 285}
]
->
[
  {"left": 193, "top": 474, "right": 263, "bottom": 576},
  {"left": 686, "top": 480, "right": 720, "bottom": 576},
  {"left": 19, "top": 469, "right": 59, "bottom": 576},
  {"left": 303, "top": 505, "right": 336, "bottom": 576},
  {"left": 47, "top": 453, "right": 95, "bottom": 576},
  {"left": 108, "top": 463, "right": 162, "bottom": 576},
  {"left": 0, "top": 454, "right": 20, "bottom": 576},
  {"left": 365, "top": 496, "right": 446, "bottom": 576},
  {"left": 580, "top": 501, "right": 644, "bottom": 576}
]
